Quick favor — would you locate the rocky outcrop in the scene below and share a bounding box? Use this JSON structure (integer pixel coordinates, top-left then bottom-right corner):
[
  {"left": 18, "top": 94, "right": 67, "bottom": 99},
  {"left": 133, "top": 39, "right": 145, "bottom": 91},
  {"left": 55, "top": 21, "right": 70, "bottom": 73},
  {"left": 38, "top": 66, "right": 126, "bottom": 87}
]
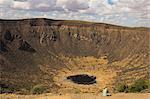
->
[{"left": 0, "top": 18, "right": 149, "bottom": 93}]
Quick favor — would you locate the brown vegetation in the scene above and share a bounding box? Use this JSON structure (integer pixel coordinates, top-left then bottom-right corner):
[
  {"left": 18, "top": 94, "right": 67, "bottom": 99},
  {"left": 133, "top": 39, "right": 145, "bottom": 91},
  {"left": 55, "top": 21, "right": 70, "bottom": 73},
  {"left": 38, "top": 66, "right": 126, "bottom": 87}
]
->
[{"left": 0, "top": 18, "right": 149, "bottom": 94}]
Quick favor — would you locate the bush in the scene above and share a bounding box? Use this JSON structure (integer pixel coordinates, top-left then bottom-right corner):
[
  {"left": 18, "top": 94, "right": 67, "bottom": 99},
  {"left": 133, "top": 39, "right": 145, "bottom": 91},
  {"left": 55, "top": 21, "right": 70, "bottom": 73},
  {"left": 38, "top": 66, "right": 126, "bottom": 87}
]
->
[
  {"left": 31, "top": 84, "right": 47, "bottom": 94},
  {"left": 0, "top": 84, "right": 18, "bottom": 93},
  {"left": 129, "top": 80, "right": 149, "bottom": 93},
  {"left": 0, "top": 87, "right": 14, "bottom": 93},
  {"left": 116, "top": 80, "right": 150, "bottom": 93},
  {"left": 116, "top": 83, "right": 128, "bottom": 92}
]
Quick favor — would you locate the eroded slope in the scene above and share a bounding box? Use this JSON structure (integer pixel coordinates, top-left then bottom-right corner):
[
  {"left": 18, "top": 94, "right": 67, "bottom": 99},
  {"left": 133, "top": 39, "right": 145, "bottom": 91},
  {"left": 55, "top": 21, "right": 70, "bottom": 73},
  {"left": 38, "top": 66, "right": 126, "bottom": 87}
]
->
[{"left": 0, "top": 18, "right": 149, "bottom": 93}]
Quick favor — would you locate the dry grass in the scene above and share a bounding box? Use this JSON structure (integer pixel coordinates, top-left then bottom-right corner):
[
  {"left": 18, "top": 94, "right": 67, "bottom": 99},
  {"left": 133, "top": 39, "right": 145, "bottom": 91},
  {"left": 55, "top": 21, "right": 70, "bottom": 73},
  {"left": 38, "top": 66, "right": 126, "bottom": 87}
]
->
[
  {"left": 52, "top": 56, "right": 116, "bottom": 94},
  {"left": 0, "top": 93, "right": 149, "bottom": 99}
]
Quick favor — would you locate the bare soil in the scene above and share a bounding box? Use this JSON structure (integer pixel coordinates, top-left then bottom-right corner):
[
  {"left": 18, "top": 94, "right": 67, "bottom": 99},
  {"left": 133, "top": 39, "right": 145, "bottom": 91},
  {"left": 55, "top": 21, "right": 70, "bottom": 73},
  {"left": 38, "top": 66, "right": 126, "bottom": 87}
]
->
[{"left": 0, "top": 93, "right": 149, "bottom": 99}]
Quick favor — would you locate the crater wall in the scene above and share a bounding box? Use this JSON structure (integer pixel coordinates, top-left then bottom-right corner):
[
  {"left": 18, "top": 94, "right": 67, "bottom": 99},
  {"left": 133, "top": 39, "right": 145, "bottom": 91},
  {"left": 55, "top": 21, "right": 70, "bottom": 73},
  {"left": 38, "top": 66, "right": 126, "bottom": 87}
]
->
[{"left": 0, "top": 18, "right": 149, "bottom": 93}]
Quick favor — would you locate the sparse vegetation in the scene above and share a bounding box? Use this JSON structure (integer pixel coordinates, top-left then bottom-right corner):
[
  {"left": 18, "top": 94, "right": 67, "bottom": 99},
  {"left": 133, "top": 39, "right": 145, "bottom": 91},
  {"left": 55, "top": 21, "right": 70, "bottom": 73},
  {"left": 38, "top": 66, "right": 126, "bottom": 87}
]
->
[
  {"left": 0, "top": 85, "right": 19, "bottom": 94},
  {"left": 0, "top": 18, "right": 149, "bottom": 94},
  {"left": 17, "top": 88, "right": 30, "bottom": 95},
  {"left": 116, "top": 83, "right": 128, "bottom": 92},
  {"left": 129, "top": 80, "right": 149, "bottom": 93},
  {"left": 0, "top": 87, "right": 13, "bottom": 93},
  {"left": 116, "top": 80, "right": 150, "bottom": 93},
  {"left": 31, "top": 84, "right": 47, "bottom": 94}
]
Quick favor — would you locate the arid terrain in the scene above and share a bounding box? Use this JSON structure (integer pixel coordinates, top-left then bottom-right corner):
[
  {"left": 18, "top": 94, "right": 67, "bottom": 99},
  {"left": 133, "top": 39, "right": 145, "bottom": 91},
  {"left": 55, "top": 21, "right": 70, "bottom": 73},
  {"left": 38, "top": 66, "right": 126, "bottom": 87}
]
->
[
  {"left": 0, "top": 93, "right": 150, "bottom": 99},
  {"left": 0, "top": 18, "right": 150, "bottom": 95}
]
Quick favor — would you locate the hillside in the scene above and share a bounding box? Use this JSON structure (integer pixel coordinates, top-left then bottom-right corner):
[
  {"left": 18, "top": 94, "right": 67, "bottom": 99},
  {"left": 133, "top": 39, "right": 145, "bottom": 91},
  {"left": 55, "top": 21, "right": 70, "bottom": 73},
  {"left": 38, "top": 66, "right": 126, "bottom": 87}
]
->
[{"left": 0, "top": 18, "right": 149, "bottom": 94}]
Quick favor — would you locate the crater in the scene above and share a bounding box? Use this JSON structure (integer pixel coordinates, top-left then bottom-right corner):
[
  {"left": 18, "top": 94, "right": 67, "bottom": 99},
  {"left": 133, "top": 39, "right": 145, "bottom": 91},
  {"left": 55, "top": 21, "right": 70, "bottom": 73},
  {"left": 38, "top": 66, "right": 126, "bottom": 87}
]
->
[{"left": 67, "top": 74, "right": 96, "bottom": 85}]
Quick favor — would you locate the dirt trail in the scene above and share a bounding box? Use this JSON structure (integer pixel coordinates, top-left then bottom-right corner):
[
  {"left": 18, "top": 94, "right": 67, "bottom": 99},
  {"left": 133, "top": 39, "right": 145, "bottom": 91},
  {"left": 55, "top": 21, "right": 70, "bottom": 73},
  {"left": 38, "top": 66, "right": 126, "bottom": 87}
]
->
[{"left": 0, "top": 93, "right": 149, "bottom": 99}]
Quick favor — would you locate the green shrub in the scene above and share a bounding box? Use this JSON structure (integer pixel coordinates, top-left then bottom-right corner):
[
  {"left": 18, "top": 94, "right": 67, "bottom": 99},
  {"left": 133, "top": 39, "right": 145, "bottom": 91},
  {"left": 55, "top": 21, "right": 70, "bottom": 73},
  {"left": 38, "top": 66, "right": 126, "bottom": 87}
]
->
[
  {"left": 31, "top": 84, "right": 47, "bottom": 94},
  {"left": 0, "top": 87, "right": 13, "bottom": 93},
  {"left": 116, "top": 83, "right": 128, "bottom": 92},
  {"left": 129, "top": 79, "right": 149, "bottom": 93},
  {"left": 0, "top": 84, "right": 19, "bottom": 93}
]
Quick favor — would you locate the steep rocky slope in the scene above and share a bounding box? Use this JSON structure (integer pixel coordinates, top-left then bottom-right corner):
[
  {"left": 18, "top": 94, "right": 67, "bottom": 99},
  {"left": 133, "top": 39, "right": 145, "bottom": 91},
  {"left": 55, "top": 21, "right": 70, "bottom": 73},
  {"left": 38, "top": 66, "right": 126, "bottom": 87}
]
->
[{"left": 0, "top": 18, "right": 149, "bottom": 93}]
